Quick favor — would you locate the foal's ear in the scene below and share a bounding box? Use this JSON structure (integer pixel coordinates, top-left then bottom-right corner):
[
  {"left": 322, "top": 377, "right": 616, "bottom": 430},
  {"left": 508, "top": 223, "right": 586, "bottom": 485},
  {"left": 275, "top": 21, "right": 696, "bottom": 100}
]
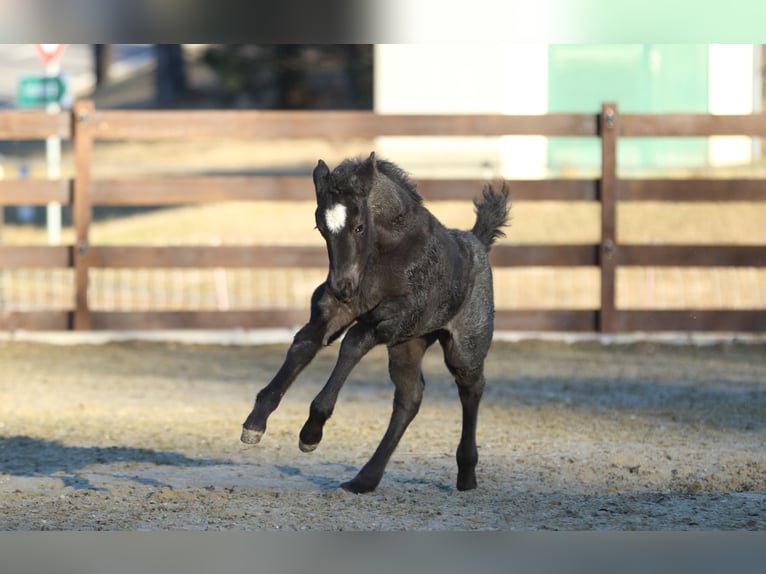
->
[
  {"left": 313, "top": 159, "right": 330, "bottom": 197},
  {"left": 356, "top": 152, "right": 377, "bottom": 190}
]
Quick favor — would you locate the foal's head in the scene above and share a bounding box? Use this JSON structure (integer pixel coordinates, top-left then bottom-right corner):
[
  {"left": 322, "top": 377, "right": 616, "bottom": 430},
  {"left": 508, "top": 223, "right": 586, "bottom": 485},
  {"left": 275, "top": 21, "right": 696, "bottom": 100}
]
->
[{"left": 313, "top": 152, "right": 422, "bottom": 302}]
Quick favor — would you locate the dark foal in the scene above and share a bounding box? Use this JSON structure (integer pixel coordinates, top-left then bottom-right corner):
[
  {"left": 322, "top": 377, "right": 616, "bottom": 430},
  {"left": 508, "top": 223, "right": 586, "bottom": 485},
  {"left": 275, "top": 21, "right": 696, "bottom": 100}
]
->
[{"left": 242, "top": 153, "right": 510, "bottom": 493}]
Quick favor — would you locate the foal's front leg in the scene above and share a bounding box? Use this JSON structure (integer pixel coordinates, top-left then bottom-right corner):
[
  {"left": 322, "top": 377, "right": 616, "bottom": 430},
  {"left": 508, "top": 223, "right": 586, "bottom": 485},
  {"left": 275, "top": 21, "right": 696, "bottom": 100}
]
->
[
  {"left": 298, "top": 321, "right": 379, "bottom": 452},
  {"left": 241, "top": 285, "right": 354, "bottom": 445}
]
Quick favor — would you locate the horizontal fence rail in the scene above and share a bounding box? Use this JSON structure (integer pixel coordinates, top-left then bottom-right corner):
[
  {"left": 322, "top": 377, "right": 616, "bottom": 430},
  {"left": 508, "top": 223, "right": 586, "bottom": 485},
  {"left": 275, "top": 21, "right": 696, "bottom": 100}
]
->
[
  {"left": 1, "top": 100, "right": 765, "bottom": 333},
  {"left": 89, "top": 110, "right": 601, "bottom": 139}
]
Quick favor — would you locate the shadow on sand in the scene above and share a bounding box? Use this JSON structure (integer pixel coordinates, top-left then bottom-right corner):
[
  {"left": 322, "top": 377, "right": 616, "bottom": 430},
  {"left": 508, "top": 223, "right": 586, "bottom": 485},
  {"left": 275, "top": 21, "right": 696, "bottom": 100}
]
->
[{"left": 0, "top": 435, "right": 233, "bottom": 491}]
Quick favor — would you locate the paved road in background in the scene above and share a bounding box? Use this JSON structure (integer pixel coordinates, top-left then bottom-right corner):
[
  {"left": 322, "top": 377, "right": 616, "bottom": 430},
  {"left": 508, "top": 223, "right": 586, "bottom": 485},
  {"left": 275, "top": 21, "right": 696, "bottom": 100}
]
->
[{"left": 0, "top": 44, "right": 153, "bottom": 109}]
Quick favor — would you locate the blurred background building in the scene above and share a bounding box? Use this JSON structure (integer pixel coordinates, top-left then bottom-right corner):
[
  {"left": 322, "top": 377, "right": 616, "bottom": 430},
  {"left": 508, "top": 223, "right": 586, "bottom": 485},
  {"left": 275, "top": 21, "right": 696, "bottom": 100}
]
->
[{"left": 374, "top": 45, "right": 763, "bottom": 177}]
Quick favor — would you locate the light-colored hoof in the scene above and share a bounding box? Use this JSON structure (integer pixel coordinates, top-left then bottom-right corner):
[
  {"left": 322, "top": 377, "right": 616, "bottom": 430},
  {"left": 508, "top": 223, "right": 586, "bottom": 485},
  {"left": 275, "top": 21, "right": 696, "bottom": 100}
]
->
[
  {"left": 240, "top": 428, "right": 263, "bottom": 445},
  {"left": 298, "top": 440, "right": 318, "bottom": 453}
]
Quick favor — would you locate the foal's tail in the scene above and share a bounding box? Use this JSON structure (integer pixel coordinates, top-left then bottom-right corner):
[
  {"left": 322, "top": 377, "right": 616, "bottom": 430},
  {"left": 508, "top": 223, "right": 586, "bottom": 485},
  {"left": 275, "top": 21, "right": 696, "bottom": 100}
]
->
[{"left": 471, "top": 182, "right": 511, "bottom": 251}]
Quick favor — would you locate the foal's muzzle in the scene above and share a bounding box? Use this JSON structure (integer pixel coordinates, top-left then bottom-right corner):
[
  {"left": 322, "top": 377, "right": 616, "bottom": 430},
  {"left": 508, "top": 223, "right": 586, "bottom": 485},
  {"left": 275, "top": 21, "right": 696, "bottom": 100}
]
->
[{"left": 328, "top": 276, "right": 356, "bottom": 302}]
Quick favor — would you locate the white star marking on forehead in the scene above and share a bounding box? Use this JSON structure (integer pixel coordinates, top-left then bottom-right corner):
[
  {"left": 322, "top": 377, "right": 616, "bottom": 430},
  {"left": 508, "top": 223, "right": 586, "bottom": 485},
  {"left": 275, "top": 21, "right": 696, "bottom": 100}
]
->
[{"left": 324, "top": 203, "right": 347, "bottom": 234}]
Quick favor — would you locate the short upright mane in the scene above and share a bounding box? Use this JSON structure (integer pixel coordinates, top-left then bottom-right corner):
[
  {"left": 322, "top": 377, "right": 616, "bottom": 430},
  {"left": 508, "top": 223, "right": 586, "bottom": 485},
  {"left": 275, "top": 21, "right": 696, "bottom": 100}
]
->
[
  {"left": 328, "top": 155, "right": 423, "bottom": 205},
  {"left": 376, "top": 159, "right": 423, "bottom": 204}
]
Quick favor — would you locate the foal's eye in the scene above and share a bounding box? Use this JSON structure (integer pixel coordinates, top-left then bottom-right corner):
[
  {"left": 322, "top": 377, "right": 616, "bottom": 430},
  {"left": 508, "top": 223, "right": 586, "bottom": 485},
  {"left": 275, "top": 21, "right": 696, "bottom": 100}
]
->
[{"left": 354, "top": 224, "right": 365, "bottom": 234}]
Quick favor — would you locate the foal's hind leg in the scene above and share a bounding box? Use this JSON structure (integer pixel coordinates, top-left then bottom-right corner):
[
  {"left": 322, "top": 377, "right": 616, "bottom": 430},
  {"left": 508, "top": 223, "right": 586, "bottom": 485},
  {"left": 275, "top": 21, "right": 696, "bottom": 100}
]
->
[
  {"left": 440, "top": 333, "right": 488, "bottom": 491},
  {"left": 241, "top": 285, "right": 354, "bottom": 445},
  {"left": 341, "top": 337, "right": 429, "bottom": 494},
  {"left": 452, "top": 365, "right": 485, "bottom": 491}
]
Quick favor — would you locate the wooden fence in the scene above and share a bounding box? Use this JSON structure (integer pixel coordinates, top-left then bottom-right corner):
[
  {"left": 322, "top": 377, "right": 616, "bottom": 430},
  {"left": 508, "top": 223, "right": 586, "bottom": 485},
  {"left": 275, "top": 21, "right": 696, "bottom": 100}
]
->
[{"left": 1, "top": 100, "right": 765, "bottom": 333}]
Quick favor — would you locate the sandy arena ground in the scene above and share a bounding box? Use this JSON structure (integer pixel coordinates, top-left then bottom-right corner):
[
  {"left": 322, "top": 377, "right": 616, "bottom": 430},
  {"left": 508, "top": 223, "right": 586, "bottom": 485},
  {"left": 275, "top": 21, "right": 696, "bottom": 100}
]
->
[{"left": 0, "top": 336, "right": 764, "bottom": 531}]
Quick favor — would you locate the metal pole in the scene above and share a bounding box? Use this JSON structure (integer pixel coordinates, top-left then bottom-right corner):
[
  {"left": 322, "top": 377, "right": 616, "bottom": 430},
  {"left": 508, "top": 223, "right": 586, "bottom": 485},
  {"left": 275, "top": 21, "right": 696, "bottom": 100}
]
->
[
  {"left": 45, "top": 59, "right": 62, "bottom": 245},
  {"left": 753, "top": 44, "right": 762, "bottom": 160}
]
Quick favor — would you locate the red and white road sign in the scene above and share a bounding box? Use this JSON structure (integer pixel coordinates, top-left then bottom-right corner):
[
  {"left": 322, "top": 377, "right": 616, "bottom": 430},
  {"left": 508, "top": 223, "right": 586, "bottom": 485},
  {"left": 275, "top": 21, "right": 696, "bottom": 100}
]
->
[{"left": 35, "top": 44, "right": 67, "bottom": 66}]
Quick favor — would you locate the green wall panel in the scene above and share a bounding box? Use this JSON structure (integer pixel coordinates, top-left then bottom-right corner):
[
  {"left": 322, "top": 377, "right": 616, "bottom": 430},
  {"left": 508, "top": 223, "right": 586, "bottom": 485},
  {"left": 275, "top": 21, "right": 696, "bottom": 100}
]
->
[{"left": 547, "top": 45, "right": 709, "bottom": 173}]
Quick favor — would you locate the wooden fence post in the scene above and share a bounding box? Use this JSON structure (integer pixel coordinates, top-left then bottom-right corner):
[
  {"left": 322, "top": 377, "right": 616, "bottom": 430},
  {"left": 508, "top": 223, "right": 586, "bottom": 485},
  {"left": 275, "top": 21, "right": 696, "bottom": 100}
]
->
[
  {"left": 599, "top": 102, "right": 618, "bottom": 333},
  {"left": 72, "top": 100, "right": 94, "bottom": 330}
]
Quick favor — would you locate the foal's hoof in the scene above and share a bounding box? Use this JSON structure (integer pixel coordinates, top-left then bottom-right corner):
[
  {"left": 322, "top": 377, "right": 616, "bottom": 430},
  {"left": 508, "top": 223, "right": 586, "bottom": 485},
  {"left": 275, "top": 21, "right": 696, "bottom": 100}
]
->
[
  {"left": 298, "top": 439, "right": 318, "bottom": 453},
  {"left": 340, "top": 478, "right": 378, "bottom": 494},
  {"left": 456, "top": 476, "right": 477, "bottom": 491},
  {"left": 240, "top": 427, "right": 264, "bottom": 445},
  {"left": 298, "top": 425, "right": 322, "bottom": 452}
]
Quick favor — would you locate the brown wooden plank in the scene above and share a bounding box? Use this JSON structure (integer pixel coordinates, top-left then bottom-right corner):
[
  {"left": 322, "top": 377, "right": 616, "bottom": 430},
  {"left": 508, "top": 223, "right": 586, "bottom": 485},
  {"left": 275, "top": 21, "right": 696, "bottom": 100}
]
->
[
  {"left": 490, "top": 245, "right": 599, "bottom": 267},
  {"left": 85, "top": 245, "right": 328, "bottom": 269},
  {"left": 494, "top": 309, "right": 597, "bottom": 332},
  {"left": 7, "top": 308, "right": 763, "bottom": 333},
  {"left": 0, "top": 180, "right": 72, "bottom": 205},
  {"left": 72, "top": 101, "right": 94, "bottom": 330},
  {"left": 618, "top": 245, "right": 766, "bottom": 267},
  {"left": 0, "top": 246, "right": 72, "bottom": 269},
  {"left": 621, "top": 113, "right": 766, "bottom": 137},
  {"left": 599, "top": 103, "right": 618, "bottom": 333},
  {"left": 615, "top": 310, "right": 766, "bottom": 332},
  {"left": 0, "top": 311, "right": 71, "bottom": 330},
  {"left": 85, "top": 244, "right": 599, "bottom": 269},
  {"left": 419, "top": 179, "right": 600, "bottom": 202},
  {"left": 619, "top": 179, "right": 766, "bottom": 201},
  {"left": 91, "top": 110, "right": 599, "bottom": 140},
  {"left": 92, "top": 176, "right": 601, "bottom": 205},
  {"left": 0, "top": 110, "right": 71, "bottom": 139},
  {"left": 89, "top": 310, "right": 309, "bottom": 330},
  {"left": 92, "top": 176, "right": 315, "bottom": 204}
]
